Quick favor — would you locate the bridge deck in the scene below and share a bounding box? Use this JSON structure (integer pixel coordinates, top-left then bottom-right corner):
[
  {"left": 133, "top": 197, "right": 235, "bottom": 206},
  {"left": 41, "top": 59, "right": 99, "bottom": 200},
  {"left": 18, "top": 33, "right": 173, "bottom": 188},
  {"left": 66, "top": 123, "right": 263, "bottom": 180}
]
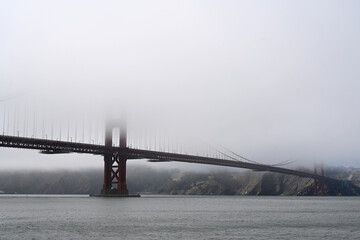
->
[{"left": 0, "top": 135, "right": 332, "bottom": 182}]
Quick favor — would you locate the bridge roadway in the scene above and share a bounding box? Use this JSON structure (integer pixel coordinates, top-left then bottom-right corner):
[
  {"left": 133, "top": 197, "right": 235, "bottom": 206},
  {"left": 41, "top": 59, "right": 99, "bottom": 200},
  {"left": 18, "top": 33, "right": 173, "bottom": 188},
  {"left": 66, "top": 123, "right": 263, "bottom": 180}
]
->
[{"left": 0, "top": 135, "right": 333, "bottom": 182}]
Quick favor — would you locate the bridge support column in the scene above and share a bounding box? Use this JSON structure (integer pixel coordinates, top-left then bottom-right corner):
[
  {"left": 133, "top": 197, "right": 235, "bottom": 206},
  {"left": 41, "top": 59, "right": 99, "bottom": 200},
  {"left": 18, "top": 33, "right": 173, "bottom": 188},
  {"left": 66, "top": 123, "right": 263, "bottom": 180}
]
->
[
  {"left": 118, "top": 156, "right": 127, "bottom": 191},
  {"left": 103, "top": 154, "right": 112, "bottom": 190},
  {"left": 101, "top": 154, "right": 129, "bottom": 195}
]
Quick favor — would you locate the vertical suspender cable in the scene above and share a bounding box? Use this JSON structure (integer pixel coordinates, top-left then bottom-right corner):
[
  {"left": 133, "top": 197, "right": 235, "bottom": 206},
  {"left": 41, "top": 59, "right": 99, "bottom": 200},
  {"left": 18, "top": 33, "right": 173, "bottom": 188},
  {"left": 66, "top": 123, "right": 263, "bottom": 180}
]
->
[
  {"left": 7, "top": 104, "right": 10, "bottom": 135},
  {"left": 75, "top": 119, "right": 77, "bottom": 142},
  {"left": 99, "top": 122, "right": 103, "bottom": 145},
  {"left": 33, "top": 108, "right": 36, "bottom": 138},
  {"left": 51, "top": 117, "right": 53, "bottom": 140},
  {"left": 59, "top": 118, "right": 62, "bottom": 141},
  {"left": 42, "top": 114, "right": 45, "bottom": 139},
  {"left": 25, "top": 107, "right": 28, "bottom": 137},
  {"left": 16, "top": 105, "right": 19, "bottom": 136},
  {"left": 82, "top": 116, "right": 84, "bottom": 143},
  {"left": 23, "top": 105, "right": 26, "bottom": 137},
  {"left": 2, "top": 104, "right": 5, "bottom": 135},
  {"left": 67, "top": 120, "right": 70, "bottom": 142},
  {"left": 13, "top": 105, "right": 16, "bottom": 136},
  {"left": 89, "top": 120, "right": 91, "bottom": 144},
  {"left": 95, "top": 119, "right": 98, "bottom": 145}
]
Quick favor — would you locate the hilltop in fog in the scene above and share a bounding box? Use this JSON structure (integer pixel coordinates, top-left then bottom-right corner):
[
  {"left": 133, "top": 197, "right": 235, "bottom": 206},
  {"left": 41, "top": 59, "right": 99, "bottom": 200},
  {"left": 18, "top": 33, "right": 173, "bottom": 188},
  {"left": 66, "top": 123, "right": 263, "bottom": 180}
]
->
[{"left": 0, "top": 166, "right": 359, "bottom": 196}]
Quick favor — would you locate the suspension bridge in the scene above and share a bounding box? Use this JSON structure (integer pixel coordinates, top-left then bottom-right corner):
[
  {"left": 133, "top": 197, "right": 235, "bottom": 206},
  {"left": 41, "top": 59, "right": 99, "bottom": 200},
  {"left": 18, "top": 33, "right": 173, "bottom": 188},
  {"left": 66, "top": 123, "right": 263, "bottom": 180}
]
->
[{"left": 0, "top": 95, "right": 338, "bottom": 196}]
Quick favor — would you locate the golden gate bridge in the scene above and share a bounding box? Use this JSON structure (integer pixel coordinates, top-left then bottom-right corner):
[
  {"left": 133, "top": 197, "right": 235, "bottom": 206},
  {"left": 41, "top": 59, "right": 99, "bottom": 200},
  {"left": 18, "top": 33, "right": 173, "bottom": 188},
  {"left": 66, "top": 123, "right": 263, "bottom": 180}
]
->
[{"left": 0, "top": 94, "right": 340, "bottom": 196}]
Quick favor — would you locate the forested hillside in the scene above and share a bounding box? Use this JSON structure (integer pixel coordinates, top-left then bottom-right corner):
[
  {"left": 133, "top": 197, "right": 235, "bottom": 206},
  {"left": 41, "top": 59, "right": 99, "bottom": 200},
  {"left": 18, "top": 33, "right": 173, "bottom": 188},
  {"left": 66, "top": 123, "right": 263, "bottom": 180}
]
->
[{"left": 0, "top": 166, "right": 359, "bottom": 196}]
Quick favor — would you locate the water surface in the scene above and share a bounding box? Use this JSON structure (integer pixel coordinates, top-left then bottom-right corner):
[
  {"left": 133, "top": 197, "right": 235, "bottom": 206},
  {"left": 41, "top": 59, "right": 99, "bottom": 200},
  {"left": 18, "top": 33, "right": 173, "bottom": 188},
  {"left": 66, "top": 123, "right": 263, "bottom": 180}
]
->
[{"left": 0, "top": 195, "right": 359, "bottom": 239}]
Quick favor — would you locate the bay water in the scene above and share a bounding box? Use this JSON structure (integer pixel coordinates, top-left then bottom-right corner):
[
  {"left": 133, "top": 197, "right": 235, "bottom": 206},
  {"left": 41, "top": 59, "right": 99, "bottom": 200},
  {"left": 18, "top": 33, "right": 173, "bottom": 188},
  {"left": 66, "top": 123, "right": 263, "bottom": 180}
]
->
[{"left": 0, "top": 195, "right": 359, "bottom": 239}]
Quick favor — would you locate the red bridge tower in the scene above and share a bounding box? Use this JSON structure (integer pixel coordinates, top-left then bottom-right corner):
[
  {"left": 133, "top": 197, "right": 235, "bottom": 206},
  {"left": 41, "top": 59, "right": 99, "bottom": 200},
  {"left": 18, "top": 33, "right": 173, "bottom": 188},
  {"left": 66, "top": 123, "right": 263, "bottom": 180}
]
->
[{"left": 101, "top": 120, "right": 129, "bottom": 196}]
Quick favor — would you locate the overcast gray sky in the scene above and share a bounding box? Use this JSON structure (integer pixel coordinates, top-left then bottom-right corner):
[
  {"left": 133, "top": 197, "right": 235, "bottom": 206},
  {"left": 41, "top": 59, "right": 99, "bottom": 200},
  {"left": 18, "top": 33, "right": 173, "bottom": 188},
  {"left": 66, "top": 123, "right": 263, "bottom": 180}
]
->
[{"left": 0, "top": 0, "right": 359, "bottom": 170}]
